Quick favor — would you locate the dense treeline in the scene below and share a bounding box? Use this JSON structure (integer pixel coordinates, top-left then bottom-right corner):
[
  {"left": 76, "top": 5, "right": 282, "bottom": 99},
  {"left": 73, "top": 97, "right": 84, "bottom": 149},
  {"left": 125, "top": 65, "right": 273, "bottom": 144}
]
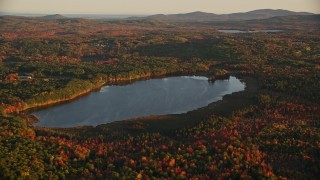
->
[
  {"left": 0, "top": 57, "right": 212, "bottom": 114},
  {"left": 1, "top": 95, "right": 318, "bottom": 179}
]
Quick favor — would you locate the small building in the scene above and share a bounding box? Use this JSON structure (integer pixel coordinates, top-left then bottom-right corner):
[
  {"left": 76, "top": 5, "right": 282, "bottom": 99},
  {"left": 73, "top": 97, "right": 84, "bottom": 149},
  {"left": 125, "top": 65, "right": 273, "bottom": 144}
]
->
[{"left": 19, "top": 76, "right": 32, "bottom": 80}]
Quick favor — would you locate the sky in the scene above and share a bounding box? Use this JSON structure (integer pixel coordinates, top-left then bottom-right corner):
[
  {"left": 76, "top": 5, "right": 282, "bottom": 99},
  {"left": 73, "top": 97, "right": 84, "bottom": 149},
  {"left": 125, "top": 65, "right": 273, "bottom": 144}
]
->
[{"left": 1, "top": 0, "right": 319, "bottom": 15}]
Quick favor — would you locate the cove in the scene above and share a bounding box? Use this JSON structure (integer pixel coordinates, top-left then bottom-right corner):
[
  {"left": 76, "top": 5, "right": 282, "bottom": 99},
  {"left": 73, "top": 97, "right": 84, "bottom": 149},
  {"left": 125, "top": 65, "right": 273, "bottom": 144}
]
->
[{"left": 33, "top": 76, "right": 245, "bottom": 127}]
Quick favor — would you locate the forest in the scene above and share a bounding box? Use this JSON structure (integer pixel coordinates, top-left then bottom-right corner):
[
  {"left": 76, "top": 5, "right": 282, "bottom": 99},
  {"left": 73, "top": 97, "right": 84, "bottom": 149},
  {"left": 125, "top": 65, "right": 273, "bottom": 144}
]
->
[{"left": 0, "top": 15, "right": 319, "bottom": 179}]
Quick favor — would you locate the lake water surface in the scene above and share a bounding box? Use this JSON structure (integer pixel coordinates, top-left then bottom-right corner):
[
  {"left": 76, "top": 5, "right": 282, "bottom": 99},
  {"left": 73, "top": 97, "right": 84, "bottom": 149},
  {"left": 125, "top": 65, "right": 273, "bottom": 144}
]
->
[
  {"left": 218, "top": 30, "right": 283, "bottom": 33},
  {"left": 34, "top": 76, "right": 245, "bottom": 127}
]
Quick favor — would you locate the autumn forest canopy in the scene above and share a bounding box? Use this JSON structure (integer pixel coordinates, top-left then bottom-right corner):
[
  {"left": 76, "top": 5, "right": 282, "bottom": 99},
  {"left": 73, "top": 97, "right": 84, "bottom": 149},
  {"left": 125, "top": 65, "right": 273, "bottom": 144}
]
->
[{"left": 0, "top": 11, "right": 319, "bottom": 179}]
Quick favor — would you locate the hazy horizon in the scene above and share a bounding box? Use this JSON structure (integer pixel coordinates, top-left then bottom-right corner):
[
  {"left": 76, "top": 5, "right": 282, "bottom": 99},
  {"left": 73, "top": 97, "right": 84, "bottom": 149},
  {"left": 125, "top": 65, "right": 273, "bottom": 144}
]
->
[
  {"left": 1, "top": 0, "right": 319, "bottom": 15},
  {"left": 0, "top": 9, "right": 318, "bottom": 17}
]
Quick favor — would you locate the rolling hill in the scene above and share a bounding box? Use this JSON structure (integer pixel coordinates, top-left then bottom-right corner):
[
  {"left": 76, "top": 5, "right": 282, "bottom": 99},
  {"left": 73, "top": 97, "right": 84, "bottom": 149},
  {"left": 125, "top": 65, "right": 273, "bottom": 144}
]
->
[
  {"left": 130, "top": 9, "right": 313, "bottom": 22},
  {"left": 39, "top": 14, "right": 67, "bottom": 19}
]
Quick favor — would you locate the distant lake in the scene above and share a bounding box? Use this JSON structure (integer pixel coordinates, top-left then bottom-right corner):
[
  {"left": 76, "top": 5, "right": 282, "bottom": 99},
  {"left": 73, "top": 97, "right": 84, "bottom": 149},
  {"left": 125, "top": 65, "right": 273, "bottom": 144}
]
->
[
  {"left": 34, "top": 76, "right": 245, "bottom": 128},
  {"left": 218, "top": 30, "right": 283, "bottom": 33}
]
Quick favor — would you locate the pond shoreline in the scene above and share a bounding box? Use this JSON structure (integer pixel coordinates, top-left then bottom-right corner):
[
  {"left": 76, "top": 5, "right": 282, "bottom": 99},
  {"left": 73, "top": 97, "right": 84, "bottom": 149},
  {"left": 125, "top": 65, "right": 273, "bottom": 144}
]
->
[
  {"left": 33, "top": 75, "right": 244, "bottom": 127},
  {"left": 32, "top": 75, "right": 252, "bottom": 131}
]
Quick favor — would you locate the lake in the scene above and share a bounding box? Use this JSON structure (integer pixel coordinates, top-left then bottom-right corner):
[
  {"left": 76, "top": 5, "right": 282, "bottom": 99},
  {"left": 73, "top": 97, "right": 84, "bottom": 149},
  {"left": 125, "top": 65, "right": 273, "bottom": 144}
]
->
[
  {"left": 218, "top": 30, "right": 283, "bottom": 33},
  {"left": 33, "top": 76, "right": 245, "bottom": 127}
]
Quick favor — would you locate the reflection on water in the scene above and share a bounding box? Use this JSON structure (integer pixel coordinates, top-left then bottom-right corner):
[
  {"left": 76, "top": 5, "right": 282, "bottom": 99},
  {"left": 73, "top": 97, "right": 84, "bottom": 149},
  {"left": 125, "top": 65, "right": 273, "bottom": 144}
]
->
[{"left": 34, "top": 76, "right": 245, "bottom": 127}]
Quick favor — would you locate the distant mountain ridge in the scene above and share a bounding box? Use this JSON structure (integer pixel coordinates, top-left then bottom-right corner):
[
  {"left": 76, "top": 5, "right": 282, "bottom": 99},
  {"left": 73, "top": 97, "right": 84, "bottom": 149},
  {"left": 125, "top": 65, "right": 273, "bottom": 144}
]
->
[
  {"left": 129, "top": 9, "right": 314, "bottom": 22},
  {"left": 248, "top": 14, "right": 320, "bottom": 24}
]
